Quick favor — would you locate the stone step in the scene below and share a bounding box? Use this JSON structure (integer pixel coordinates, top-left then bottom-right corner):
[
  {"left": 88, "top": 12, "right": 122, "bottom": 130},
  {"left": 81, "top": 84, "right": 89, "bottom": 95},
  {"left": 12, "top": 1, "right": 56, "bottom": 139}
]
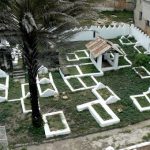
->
[
  {"left": 13, "top": 70, "right": 25, "bottom": 73},
  {"left": 13, "top": 72, "right": 25, "bottom": 76},
  {"left": 13, "top": 75, "right": 25, "bottom": 79}
]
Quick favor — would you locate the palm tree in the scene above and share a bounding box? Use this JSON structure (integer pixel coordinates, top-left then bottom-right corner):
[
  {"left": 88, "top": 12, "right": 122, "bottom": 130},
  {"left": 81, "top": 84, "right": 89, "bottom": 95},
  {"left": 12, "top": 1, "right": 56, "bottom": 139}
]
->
[{"left": 0, "top": 0, "right": 90, "bottom": 127}]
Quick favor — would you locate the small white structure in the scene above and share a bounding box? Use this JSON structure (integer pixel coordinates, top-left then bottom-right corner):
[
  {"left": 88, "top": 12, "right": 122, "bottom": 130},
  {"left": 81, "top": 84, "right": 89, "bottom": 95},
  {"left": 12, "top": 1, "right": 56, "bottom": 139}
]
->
[
  {"left": 77, "top": 100, "right": 120, "bottom": 127},
  {"left": 37, "top": 72, "right": 58, "bottom": 97},
  {"left": 86, "top": 37, "right": 124, "bottom": 72},
  {"left": 38, "top": 65, "right": 48, "bottom": 75},
  {"left": 43, "top": 111, "right": 71, "bottom": 138},
  {"left": 92, "top": 83, "right": 120, "bottom": 104},
  {"left": 11, "top": 44, "right": 22, "bottom": 65},
  {"left": 0, "top": 69, "right": 9, "bottom": 103}
]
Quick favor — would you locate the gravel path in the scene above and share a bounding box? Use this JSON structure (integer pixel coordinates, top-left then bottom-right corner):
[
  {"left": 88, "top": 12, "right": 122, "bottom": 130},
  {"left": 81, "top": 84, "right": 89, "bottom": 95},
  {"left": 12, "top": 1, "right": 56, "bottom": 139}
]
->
[{"left": 16, "top": 119, "right": 150, "bottom": 150}]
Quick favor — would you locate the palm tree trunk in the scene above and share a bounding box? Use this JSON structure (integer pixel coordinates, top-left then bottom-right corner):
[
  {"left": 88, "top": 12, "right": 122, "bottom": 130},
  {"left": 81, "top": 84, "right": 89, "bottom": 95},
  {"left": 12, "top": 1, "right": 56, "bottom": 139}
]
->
[
  {"left": 28, "top": 68, "right": 43, "bottom": 127},
  {"left": 22, "top": 29, "right": 43, "bottom": 128}
]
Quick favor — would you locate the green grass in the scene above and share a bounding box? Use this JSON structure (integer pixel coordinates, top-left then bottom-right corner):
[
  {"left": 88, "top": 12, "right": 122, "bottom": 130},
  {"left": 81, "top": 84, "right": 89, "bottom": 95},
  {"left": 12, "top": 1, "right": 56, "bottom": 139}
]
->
[
  {"left": 80, "top": 64, "right": 99, "bottom": 74},
  {"left": 47, "top": 114, "right": 64, "bottom": 131},
  {"left": 0, "top": 77, "right": 5, "bottom": 85},
  {"left": 67, "top": 66, "right": 80, "bottom": 76},
  {"left": 24, "top": 98, "right": 31, "bottom": 110},
  {"left": 0, "top": 90, "right": 5, "bottom": 97},
  {"left": 146, "top": 93, "right": 150, "bottom": 98},
  {"left": 101, "top": 10, "right": 133, "bottom": 23},
  {"left": 136, "top": 96, "right": 150, "bottom": 107},
  {"left": 67, "top": 53, "right": 76, "bottom": 60},
  {"left": 134, "top": 67, "right": 149, "bottom": 77},
  {"left": 25, "top": 84, "right": 29, "bottom": 96},
  {"left": 1, "top": 41, "right": 150, "bottom": 147},
  {"left": 136, "top": 46, "right": 146, "bottom": 53},
  {"left": 122, "top": 37, "right": 131, "bottom": 43},
  {"left": 119, "top": 56, "right": 129, "bottom": 66},
  {"left": 128, "top": 37, "right": 136, "bottom": 43},
  {"left": 143, "top": 133, "right": 150, "bottom": 141},
  {"left": 75, "top": 51, "right": 87, "bottom": 58},
  {"left": 92, "top": 104, "right": 112, "bottom": 120},
  {"left": 40, "top": 83, "right": 54, "bottom": 92},
  {"left": 68, "top": 78, "right": 83, "bottom": 89},
  {"left": 81, "top": 76, "right": 96, "bottom": 87},
  {"left": 97, "top": 88, "right": 112, "bottom": 100},
  {"left": 8, "top": 79, "right": 22, "bottom": 100}
]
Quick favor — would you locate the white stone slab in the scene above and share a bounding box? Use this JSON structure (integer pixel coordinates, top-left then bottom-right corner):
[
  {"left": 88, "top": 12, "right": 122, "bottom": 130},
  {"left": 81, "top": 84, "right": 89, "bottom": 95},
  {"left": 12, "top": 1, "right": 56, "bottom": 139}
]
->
[
  {"left": 43, "top": 111, "right": 71, "bottom": 138},
  {"left": 92, "top": 83, "right": 120, "bottom": 104},
  {"left": 133, "top": 66, "right": 150, "bottom": 79},
  {"left": 77, "top": 100, "right": 120, "bottom": 127}
]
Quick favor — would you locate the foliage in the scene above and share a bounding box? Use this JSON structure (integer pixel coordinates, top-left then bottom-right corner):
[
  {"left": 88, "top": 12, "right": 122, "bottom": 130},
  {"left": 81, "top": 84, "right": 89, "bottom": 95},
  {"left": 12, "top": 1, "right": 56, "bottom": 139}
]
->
[{"left": 134, "top": 54, "right": 150, "bottom": 66}]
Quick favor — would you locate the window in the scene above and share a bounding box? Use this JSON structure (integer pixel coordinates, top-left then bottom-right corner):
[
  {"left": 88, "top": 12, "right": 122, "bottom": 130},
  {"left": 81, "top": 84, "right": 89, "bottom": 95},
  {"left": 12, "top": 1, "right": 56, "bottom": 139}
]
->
[
  {"left": 146, "top": 20, "right": 150, "bottom": 27},
  {"left": 139, "top": 12, "right": 142, "bottom": 20}
]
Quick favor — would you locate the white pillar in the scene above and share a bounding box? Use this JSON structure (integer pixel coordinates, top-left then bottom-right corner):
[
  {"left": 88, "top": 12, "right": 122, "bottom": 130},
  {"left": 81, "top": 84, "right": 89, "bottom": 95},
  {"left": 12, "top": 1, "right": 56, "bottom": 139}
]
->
[
  {"left": 97, "top": 55, "right": 102, "bottom": 70},
  {"left": 113, "top": 53, "right": 119, "bottom": 70}
]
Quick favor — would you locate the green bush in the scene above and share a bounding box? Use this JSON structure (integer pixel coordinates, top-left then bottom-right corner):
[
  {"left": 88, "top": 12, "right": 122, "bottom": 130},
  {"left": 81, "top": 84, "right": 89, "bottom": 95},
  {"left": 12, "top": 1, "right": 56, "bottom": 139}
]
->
[{"left": 134, "top": 54, "right": 150, "bottom": 66}]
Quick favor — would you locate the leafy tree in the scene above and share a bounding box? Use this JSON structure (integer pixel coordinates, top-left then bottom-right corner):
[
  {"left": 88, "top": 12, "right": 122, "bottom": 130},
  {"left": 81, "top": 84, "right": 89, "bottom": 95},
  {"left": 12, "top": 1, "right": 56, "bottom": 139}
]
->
[{"left": 0, "top": 0, "right": 90, "bottom": 127}]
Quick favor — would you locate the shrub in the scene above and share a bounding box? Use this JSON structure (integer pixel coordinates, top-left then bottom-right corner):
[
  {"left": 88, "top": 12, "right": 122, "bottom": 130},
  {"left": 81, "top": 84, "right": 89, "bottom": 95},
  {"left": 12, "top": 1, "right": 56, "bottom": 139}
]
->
[{"left": 134, "top": 54, "right": 150, "bottom": 66}]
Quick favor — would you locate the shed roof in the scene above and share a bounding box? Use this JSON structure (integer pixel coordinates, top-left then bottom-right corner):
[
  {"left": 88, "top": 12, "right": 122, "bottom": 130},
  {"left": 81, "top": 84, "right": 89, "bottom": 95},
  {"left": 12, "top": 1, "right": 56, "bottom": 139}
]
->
[{"left": 85, "top": 37, "right": 122, "bottom": 58}]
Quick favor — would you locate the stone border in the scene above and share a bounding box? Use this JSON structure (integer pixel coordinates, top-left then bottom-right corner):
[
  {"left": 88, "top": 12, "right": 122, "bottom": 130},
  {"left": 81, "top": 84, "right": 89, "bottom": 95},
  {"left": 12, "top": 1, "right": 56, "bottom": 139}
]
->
[
  {"left": 21, "top": 83, "right": 30, "bottom": 98},
  {"left": 66, "top": 50, "right": 90, "bottom": 62},
  {"left": 0, "top": 75, "right": 9, "bottom": 103},
  {"left": 20, "top": 97, "right": 40, "bottom": 114},
  {"left": 43, "top": 111, "right": 71, "bottom": 138},
  {"left": 119, "top": 35, "right": 136, "bottom": 46},
  {"left": 92, "top": 83, "right": 120, "bottom": 104},
  {"left": 130, "top": 94, "right": 150, "bottom": 112},
  {"left": 118, "top": 56, "right": 132, "bottom": 69},
  {"left": 59, "top": 63, "right": 103, "bottom": 79},
  {"left": 133, "top": 66, "right": 150, "bottom": 79},
  {"left": 120, "top": 142, "right": 150, "bottom": 150},
  {"left": 77, "top": 100, "right": 120, "bottom": 127},
  {"left": 20, "top": 97, "right": 32, "bottom": 114},
  {"left": 37, "top": 73, "right": 58, "bottom": 97},
  {"left": 64, "top": 76, "right": 99, "bottom": 92}
]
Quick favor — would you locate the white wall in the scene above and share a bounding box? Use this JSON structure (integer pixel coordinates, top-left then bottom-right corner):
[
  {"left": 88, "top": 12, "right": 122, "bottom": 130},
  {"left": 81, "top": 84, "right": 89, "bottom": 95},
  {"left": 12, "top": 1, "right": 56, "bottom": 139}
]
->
[
  {"left": 130, "top": 25, "right": 150, "bottom": 52},
  {"left": 68, "top": 24, "right": 150, "bottom": 52},
  {"left": 69, "top": 24, "right": 130, "bottom": 41}
]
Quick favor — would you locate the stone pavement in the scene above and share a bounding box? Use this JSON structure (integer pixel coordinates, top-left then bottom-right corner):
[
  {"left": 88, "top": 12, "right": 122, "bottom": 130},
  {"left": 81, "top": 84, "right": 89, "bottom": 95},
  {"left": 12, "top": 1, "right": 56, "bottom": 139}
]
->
[{"left": 16, "top": 119, "right": 150, "bottom": 150}]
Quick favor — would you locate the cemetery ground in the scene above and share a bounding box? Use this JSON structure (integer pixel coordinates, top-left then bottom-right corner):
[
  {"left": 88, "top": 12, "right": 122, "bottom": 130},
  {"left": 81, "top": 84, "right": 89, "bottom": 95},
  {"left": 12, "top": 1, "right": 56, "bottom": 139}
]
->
[{"left": 0, "top": 38, "right": 150, "bottom": 149}]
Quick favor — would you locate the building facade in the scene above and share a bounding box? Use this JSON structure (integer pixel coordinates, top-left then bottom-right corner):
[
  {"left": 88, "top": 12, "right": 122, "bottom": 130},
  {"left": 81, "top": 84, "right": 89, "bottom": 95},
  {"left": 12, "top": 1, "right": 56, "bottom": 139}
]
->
[
  {"left": 93, "top": 0, "right": 135, "bottom": 11},
  {"left": 134, "top": 0, "right": 150, "bottom": 35}
]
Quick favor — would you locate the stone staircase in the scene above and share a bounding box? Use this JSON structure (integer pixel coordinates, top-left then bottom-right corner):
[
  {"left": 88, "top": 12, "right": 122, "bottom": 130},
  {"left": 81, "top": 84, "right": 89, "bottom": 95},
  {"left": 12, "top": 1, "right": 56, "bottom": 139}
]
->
[{"left": 13, "top": 69, "right": 25, "bottom": 80}]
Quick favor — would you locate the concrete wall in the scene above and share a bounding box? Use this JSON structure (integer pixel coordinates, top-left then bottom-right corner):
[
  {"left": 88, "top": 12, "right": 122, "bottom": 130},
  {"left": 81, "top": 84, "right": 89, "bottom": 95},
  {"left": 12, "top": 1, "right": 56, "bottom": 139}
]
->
[
  {"left": 134, "top": 0, "right": 150, "bottom": 36},
  {"left": 93, "top": 0, "right": 135, "bottom": 11},
  {"left": 69, "top": 24, "right": 130, "bottom": 41},
  {"left": 67, "top": 24, "right": 150, "bottom": 53}
]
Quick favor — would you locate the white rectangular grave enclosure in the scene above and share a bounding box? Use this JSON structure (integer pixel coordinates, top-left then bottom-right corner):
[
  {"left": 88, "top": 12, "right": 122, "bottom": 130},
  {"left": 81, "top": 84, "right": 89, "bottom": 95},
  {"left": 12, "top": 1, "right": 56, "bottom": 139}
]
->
[
  {"left": 0, "top": 70, "right": 9, "bottom": 103},
  {"left": 21, "top": 83, "right": 30, "bottom": 98},
  {"left": 133, "top": 66, "right": 150, "bottom": 79},
  {"left": 92, "top": 83, "right": 120, "bottom": 104},
  {"left": 43, "top": 111, "right": 71, "bottom": 138},
  {"left": 130, "top": 94, "right": 150, "bottom": 112},
  {"left": 64, "top": 76, "right": 99, "bottom": 92},
  {"left": 66, "top": 50, "right": 89, "bottom": 62},
  {"left": 119, "top": 35, "right": 136, "bottom": 46},
  {"left": 77, "top": 100, "right": 120, "bottom": 127},
  {"left": 37, "top": 72, "right": 58, "bottom": 97},
  {"left": 21, "top": 97, "right": 40, "bottom": 114}
]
